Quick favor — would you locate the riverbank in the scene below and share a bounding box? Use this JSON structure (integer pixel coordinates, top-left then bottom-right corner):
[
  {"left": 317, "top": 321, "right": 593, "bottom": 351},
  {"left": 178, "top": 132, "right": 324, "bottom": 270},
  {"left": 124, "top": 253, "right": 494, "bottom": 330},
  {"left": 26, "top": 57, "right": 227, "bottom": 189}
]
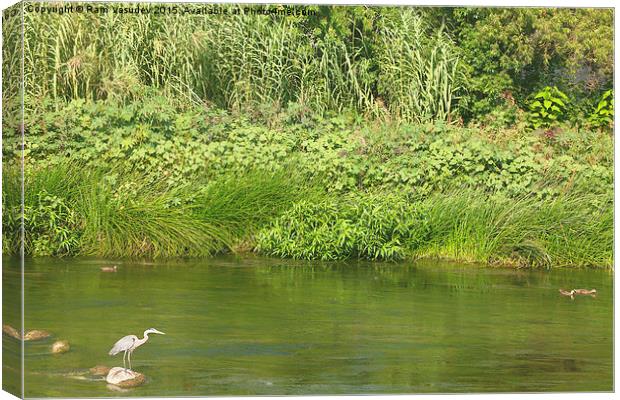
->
[{"left": 2, "top": 97, "right": 613, "bottom": 268}]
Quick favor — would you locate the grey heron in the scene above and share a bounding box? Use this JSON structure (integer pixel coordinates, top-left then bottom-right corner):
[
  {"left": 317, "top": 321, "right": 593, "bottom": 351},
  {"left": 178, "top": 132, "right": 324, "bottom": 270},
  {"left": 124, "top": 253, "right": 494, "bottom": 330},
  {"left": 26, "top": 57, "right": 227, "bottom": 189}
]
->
[{"left": 108, "top": 328, "right": 165, "bottom": 370}]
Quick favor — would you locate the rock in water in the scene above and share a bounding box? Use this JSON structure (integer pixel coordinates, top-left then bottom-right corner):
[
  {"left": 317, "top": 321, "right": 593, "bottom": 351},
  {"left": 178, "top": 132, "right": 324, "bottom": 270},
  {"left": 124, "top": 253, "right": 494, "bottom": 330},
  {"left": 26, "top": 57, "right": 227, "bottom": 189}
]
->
[
  {"left": 3, "top": 326, "right": 53, "bottom": 341},
  {"left": 51, "top": 340, "right": 70, "bottom": 354},
  {"left": 23, "top": 330, "right": 51, "bottom": 341},
  {"left": 2, "top": 325, "right": 21, "bottom": 340},
  {"left": 90, "top": 365, "right": 111, "bottom": 376},
  {"left": 105, "top": 367, "right": 145, "bottom": 388}
]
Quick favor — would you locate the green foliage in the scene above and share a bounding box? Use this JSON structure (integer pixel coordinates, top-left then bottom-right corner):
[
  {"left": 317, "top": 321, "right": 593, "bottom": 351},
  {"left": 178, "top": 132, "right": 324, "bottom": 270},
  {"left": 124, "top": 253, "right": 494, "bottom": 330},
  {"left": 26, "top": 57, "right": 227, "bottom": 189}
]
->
[
  {"left": 528, "top": 86, "right": 569, "bottom": 129},
  {"left": 417, "top": 191, "right": 613, "bottom": 268},
  {"left": 4, "top": 98, "right": 612, "bottom": 267},
  {"left": 2, "top": 161, "right": 325, "bottom": 258},
  {"left": 19, "top": 4, "right": 463, "bottom": 123},
  {"left": 257, "top": 190, "right": 612, "bottom": 267},
  {"left": 425, "top": 8, "right": 613, "bottom": 122},
  {"left": 3, "top": 163, "right": 88, "bottom": 256},
  {"left": 25, "top": 191, "right": 81, "bottom": 256},
  {"left": 6, "top": 95, "right": 612, "bottom": 201},
  {"left": 588, "top": 89, "right": 614, "bottom": 130},
  {"left": 256, "top": 193, "right": 429, "bottom": 261}
]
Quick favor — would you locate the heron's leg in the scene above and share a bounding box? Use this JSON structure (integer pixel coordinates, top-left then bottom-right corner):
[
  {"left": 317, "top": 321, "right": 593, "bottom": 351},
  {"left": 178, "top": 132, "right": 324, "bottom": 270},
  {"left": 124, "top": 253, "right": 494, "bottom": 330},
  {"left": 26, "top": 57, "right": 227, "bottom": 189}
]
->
[
  {"left": 123, "top": 351, "right": 127, "bottom": 370},
  {"left": 128, "top": 351, "right": 132, "bottom": 371}
]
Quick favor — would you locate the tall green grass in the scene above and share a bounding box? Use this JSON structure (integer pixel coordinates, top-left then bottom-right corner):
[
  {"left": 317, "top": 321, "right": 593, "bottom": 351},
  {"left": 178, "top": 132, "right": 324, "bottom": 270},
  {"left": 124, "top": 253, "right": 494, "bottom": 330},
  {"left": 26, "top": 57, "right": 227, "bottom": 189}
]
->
[
  {"left": 74, "top": 170, "right": 228, "bottom": 258},
  {"left": 416, "top": 191, "right": 613, "bottom": 268},
  {"left": 376, "top": 12, "right": 461, "bottom": 122},
  {"left": 20, "top": 5, "right": 461, "bottom": 122},
  {"left": 195, "top": 170, "right": 326, "bottom": 246},
  {"left": 3, "top": 163, "right": 325, "bottom": 258}
]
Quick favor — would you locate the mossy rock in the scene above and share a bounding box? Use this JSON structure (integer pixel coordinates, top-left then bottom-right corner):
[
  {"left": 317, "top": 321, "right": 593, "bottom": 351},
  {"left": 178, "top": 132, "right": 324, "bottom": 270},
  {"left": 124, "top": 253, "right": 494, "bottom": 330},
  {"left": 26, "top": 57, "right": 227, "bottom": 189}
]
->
[
  {"left": 90, "top": 365, "right": 111, "bottom": 376},
  {"left": 51, "top": 340, "right": 70, "bottom": 354},
  {"left": 106, "top": 367, "right": 145, "bottom": 388},
  {"left": 3, "top": 325, "right": 20, "bottom": 340},
  {"left": 23, "top": 330, "right": 51, "bottom": 341}
]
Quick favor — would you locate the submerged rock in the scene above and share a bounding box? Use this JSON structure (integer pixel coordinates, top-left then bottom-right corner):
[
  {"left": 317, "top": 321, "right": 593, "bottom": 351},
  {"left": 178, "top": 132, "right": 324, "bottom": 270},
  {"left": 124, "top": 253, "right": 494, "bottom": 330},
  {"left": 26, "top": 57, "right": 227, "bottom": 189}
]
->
[
  {"left": 574, "top": 288, "right": 597, "bottom": 296},
  {"left": 23, "top": 330, "right": 51, "bottom": 341},
  {"left": 105, "top": 367, "right": 145, "bottom": 388},
  {"left": 51, "top": 340, "right": 70, "bottom": 354},
  {"left": 90, "top": 365, "right": 111, "bottom": 376},
  {"left": 2, "top": 326, "right": 53, "bottom": 341},
  {"left": 3, "top": 325, "right": 21, "bottom": 340}
]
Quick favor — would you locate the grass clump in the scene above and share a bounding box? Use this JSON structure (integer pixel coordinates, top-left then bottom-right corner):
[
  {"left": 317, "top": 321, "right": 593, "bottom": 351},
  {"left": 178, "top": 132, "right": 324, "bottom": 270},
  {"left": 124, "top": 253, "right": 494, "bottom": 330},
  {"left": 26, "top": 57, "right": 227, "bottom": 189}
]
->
[
  {"left": 75, "top": 171, "right": 227, "bottom": 258},
  {"left": 3, "top": 163, "right": 323, "bottom": 258},
  {"left": 195, "top": 169, "right": 327, "bottom": 248},
  {"left": 416, "top": 190, "right": 613, "bottom": 268}
]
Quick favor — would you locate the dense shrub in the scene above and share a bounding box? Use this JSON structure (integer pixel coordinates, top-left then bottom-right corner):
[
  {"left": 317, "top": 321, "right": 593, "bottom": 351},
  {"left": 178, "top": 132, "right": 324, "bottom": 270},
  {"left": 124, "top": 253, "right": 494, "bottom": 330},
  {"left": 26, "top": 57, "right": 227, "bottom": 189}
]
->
[
  {"left": 425, "top": 8, "right": 614, "bottom": 122},
  {"left": 256, "top": 194, "right": 430, "bottom": 261}
]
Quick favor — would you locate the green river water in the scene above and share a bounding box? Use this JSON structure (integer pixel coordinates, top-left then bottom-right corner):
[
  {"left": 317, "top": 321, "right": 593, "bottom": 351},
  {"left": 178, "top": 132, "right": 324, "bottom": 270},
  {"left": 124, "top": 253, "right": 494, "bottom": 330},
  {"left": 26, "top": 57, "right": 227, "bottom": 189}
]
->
[{"left": 2, "top": 256, "right": 613, "bottom": 397}]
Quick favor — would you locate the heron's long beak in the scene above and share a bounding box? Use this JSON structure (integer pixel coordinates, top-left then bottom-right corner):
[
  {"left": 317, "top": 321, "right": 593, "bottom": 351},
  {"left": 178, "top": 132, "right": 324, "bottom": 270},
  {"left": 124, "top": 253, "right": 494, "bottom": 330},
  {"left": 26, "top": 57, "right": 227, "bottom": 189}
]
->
[{"left": 154, "top": 329, "right": 166, "bottom": 335}]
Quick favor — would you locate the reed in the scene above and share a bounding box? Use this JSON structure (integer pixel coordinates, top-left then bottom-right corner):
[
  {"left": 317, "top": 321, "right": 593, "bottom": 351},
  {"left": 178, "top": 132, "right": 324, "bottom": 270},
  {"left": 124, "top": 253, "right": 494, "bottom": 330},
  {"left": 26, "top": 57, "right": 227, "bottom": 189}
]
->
[
  {"left": 21, "top": 5, "right": 461, "bottom": 122},
  {"left": 376, "top": 11, "right": 462, "bottom": 122}
]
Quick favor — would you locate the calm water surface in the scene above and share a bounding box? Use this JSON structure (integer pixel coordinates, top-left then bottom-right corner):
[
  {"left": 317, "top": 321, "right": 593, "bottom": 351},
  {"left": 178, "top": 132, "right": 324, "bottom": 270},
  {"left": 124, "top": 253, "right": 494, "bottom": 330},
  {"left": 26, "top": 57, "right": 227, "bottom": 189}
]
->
[{"left": 2, "top": 256, "right": 613, "bottom": 397}]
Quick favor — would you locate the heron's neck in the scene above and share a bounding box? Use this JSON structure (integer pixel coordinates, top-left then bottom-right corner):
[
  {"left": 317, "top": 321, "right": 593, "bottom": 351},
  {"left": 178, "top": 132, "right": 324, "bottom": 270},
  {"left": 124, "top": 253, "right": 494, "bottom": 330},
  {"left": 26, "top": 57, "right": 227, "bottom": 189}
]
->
[
  {"left": 129, "top": 333, "right": 148, "bottom": 348},
  {"left": 142, "top": 331, "right": 151, "bottom": 341}
]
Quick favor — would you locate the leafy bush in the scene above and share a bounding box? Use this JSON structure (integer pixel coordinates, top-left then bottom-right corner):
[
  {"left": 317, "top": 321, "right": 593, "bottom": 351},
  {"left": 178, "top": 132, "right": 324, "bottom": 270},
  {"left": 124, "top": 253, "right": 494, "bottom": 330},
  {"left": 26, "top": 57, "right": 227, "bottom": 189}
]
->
[
  {"left": 588, "top": 89, "right": 614, "bottom": 130},
  {"left": 527, "top": 86, "right": 569, "bottom": 129},
  {"left": 256, "top": 193, "right": 429, "bottom": 261},
  {"left": 3, "top": 163, "right": 84, "bottom": 256},
  {"left": 25, "top": 191, "right": 82, "bottom": 256}
]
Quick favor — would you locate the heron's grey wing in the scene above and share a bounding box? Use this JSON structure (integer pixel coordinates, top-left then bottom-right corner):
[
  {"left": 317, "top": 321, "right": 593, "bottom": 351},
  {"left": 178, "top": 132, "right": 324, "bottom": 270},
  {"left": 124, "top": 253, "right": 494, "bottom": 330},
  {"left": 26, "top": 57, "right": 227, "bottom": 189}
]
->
[{"left": 108, "top": 335, "right": 137, "bottom": 355}]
